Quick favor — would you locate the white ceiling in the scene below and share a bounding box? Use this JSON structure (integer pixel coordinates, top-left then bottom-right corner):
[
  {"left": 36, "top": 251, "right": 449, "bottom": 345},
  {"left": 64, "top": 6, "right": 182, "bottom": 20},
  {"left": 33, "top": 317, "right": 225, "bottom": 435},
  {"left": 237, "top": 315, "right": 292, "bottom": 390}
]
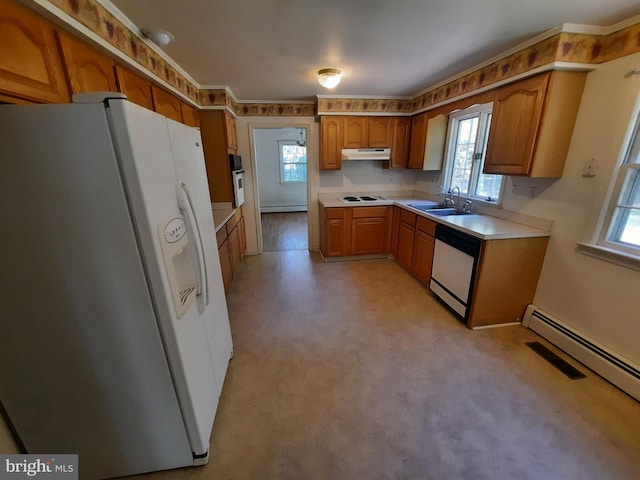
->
[{"left": 108, "top": 0, "right": 640, "bottom": 102}]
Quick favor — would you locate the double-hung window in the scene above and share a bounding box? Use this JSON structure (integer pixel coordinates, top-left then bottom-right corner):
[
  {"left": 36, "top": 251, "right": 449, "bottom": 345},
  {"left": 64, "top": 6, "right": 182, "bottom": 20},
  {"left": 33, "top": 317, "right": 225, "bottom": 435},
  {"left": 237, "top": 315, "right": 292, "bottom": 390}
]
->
[
  {"left": 443, "top": 102, "right": 504, "bottom": 203},
  {"left": 597, "top": 112, "right": 640, "bottom": 256},
  {"left": 279, "top": 140, "right": 307, "bottom": 183}
]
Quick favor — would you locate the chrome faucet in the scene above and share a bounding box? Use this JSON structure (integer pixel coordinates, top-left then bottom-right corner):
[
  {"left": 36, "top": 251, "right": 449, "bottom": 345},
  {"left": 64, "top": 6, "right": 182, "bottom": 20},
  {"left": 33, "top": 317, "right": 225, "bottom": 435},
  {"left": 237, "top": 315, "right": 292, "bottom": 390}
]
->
[
  {"left": 443, "top": 189, "right": 456, "bottom": 207},
  {"left": 462, "top": 200, "right": 473, "bottom": 213},
  {"left": 450, "top": 186, "right": 461, "bottom": 209}
]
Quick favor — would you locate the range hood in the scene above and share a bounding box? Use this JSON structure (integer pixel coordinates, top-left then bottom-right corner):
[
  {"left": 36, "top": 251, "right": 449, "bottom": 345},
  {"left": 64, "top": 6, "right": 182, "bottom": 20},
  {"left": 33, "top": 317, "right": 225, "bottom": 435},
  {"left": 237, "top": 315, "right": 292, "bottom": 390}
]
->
[{"left": 341, "top": 148, "right": 391, "bottom": 161}]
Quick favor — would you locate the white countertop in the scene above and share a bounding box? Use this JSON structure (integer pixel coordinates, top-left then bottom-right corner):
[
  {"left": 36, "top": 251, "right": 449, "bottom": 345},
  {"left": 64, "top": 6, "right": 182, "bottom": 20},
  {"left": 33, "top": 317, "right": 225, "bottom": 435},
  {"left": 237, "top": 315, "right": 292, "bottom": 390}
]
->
[
  {"left": 212, "top": 208, "right": 236, "bottom": 233},
  {"left": 318, "top": 193, "right": 551, "bottom": 240}
]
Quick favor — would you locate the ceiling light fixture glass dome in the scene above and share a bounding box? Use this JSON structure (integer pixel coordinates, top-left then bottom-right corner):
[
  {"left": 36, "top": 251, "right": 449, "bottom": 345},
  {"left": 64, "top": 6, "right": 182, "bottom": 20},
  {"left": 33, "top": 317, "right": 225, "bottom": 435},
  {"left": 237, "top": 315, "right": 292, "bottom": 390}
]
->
[
  {"left": 141, "top": 28, "right": 175, "bottom": 47},
  {"left": 317, "top": 68, "right": 341, "bottom": 89}
]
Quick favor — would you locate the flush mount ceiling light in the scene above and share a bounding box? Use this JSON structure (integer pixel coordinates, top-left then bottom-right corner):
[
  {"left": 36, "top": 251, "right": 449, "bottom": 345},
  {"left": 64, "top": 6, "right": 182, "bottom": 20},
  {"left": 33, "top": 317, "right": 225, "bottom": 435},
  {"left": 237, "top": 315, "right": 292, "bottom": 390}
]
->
[
  {"left": 141, "top": 28, "right": 175, "bottom": 47},
  {"left": 317, "top": 68, "right": 341, "bottom": 89}
]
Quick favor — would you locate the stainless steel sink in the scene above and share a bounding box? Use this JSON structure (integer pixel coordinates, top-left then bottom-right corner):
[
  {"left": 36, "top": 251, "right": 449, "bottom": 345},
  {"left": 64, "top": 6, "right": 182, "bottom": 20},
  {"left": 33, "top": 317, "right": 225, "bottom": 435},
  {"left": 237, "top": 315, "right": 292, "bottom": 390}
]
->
[
  {"left": 426, "top": 208, "right": 477, "bottom": 217},
  {"left": 408, "top": 203, "right": 478, "bottom": 216},
  {"left": 408, "top": 203, "right": 441, "bottom": 212}
]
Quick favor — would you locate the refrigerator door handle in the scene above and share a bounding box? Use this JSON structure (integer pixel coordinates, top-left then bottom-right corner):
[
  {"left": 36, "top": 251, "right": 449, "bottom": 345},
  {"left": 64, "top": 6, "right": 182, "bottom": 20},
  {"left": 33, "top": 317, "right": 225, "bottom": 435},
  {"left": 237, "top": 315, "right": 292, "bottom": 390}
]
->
[{"left": 176, "top": 182, "right": 209, "bottom": 307}]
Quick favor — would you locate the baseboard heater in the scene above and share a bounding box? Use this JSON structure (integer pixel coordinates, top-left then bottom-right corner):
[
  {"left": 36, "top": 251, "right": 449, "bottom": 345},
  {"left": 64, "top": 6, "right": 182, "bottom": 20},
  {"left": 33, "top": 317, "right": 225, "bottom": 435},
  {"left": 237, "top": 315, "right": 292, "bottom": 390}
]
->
[{"left": 523, "top": 305, "right": 640, "bottom": 401}]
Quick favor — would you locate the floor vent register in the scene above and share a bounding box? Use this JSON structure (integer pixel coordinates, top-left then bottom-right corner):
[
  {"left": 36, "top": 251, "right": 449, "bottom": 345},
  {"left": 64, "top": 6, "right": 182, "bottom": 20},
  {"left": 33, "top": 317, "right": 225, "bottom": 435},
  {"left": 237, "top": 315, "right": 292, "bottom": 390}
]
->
[{"left": 526, "top": 341, "right": 587, "bottom": 380}]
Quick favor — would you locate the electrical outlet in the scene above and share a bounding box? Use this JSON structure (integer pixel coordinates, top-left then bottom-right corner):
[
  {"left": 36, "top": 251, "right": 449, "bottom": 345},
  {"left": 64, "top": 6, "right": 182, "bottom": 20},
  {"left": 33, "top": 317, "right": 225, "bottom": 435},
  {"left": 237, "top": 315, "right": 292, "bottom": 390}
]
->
[
  {"left": 582, "top": 158, "right": 598, "bottom": 177},
  {"left": 389, "top": 175, "right": 393, "bottom": 183}
]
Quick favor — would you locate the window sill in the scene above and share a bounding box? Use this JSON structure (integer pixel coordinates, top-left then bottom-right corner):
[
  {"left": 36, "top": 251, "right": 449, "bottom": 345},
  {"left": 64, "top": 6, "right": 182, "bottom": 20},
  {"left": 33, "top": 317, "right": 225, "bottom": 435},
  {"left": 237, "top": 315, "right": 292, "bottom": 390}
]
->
[{"left": 576, "top": 242, "right": 640, "bottom": 272}]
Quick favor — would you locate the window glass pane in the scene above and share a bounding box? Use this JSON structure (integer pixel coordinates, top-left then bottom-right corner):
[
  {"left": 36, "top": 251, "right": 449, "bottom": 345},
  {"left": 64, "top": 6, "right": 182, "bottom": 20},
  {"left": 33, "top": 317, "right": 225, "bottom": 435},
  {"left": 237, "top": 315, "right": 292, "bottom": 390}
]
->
[
  {"left": 451, "top": 117, "right": 478, "bottom": 194},
  {"left": 473, "top": 113, "right": 502, "bottom": 200},
  {"left": 620, "top": 167, "right": 640, "bottom": 207},
  {"left": 609, "top": 168, "right": 640, "bottom": 247},
  {"left": 617, "top": 209, "right": 640, "bottom": 246},
  {"left": 280, "top": 143, "right": 307, "bottom": 183},
  {"left": 476, "top": 173, "right": 503, "bottom": 200}
]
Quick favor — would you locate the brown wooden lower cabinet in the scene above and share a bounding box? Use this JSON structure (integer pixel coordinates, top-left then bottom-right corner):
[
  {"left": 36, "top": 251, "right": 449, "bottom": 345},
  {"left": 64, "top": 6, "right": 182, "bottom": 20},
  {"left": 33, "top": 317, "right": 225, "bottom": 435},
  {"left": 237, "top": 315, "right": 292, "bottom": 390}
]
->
[
  {"left": 410, "top": 217, "right": 436, "bottom": 284},
  {"left": 320, "top": 207, "right": 350, "bottom": 257},
  {"left": 468, "top": 236, "right": 548, "bottom": 327},
  {"left": 215, "top": 208, "right": 246, "bottom": 295},
  {"left": 228, "top": 225, "right": 241, "bottom": 274},
  {"left": 320, "top": 205, "right": 390, "bottom": 258},
  {"left": 395, "top": 211, "right": 436, "bottom": 286},
  {"left": 396, "top": 209, "right": 417, "bottom": 270},
  {"left": 396, "top": 221, "right": 415, "bottom": 270},
  {"left": 218, "top": 238, "right": 233, "bottom": 294},
  {"left": 351, "top": 206, "right": 390, "bottom": 255}
]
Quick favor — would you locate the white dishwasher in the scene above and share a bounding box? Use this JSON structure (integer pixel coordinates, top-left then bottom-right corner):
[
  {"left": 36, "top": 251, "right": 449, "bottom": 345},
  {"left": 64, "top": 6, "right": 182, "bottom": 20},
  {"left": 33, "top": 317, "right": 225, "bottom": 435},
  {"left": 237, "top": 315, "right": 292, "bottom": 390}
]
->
[{"left": 429, "top": 224, "right": 482, "bottom": 322}]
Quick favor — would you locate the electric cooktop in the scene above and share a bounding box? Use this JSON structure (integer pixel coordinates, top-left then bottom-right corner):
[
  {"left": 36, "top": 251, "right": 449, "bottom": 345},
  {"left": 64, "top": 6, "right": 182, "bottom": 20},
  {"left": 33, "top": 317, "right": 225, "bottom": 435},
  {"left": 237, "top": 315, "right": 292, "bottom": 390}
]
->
[{"left": 341, "top": 195, "right": 387, "bottom": 203}]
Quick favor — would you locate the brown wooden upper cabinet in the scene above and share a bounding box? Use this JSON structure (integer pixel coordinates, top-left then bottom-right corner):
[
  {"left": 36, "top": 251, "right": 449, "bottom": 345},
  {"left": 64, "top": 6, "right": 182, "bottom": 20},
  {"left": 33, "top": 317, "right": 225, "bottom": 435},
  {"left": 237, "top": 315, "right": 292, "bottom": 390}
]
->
[
  {"left": 390, "top": 117, "right": 411, "bottom": 168},
  {"left": 0, "top": 0, "right": 70, "bottom": 103},
  {"left": 199, "top": 109, "right": 239, "bottom": 203},
  {"left": 57, "top": 30, "right": 118, "bottom": 94},
  {"left": 151, "top": 84, "right": 183, "bottom": 123},
  {"left": 408, "top": 112, "right": 447, "bottom": 170},
  {"left": 320, "top": 116, "right": 343, "bottom": 170},
  {"left": 180, "top": 101, "right": 200, "bottom": 128},
  {"left": 224, "top": 110, "right": 238, "bottom": 151},
  {"left": 114, "top": 65, "right": 153, "bottom": 110},
  {"left": 484, "top": 70, "right": 587, "bottom": 177},
  {"left": 408, "top": 113, "right": 427, "bottom": 169},
  {"left": 343, "top": 116, "right": 393, "bottom": 148}
]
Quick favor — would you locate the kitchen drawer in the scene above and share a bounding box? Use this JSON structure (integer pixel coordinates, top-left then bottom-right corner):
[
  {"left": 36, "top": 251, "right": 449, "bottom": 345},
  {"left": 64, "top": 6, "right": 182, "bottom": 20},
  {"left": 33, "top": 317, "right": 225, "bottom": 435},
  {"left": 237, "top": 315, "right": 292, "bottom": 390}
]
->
[
  {"left": 326, "top": 208, "right": 346, "bottom": 219},
  {"left": 227, "top": 208, "right": 242, "bottom": 231},
  {"left": 399, "top": 209, "right": 417, "bottom": 226},
  {"left": 352, "top": 206, "right": 388, "bottom": 218},
  {"left": 216, "top": 224, "right": 228, "bottom": 246},
  {"left": 416, "top": 217, "right": 436, "bottom": 236}
]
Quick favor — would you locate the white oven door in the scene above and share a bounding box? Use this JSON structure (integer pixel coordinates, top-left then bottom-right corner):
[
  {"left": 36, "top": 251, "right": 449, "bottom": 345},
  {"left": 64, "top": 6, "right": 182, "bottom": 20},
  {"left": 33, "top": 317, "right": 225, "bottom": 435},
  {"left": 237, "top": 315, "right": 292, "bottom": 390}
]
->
[{"left": 232, "top": 170, "right": 245, "bottom": 207}]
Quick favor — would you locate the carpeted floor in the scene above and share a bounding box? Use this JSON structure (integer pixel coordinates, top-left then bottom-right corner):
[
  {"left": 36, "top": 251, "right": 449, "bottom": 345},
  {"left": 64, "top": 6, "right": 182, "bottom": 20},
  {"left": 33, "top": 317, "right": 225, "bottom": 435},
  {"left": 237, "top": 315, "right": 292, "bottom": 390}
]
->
[{"left": 125, "top": 251, "right": 640, "bottom": 480}]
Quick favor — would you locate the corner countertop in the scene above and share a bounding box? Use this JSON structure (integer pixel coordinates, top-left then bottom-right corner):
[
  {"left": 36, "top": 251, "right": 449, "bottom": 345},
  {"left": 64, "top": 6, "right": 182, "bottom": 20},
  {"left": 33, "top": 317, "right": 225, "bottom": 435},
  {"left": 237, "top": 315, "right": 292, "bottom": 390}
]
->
[
  {"left": 212, "top": 207, "right": 236, "bottom": 233},
  {"left": 318, "top": 193, "right": 551, "bottom": 241}
]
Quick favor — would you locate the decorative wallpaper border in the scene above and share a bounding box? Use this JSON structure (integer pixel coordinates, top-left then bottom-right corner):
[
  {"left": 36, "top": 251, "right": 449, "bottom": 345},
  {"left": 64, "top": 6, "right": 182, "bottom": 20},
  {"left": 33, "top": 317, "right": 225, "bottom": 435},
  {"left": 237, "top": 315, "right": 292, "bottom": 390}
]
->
[
  {"left": 198, "top": 89, "right": 235, "bottom": 111},
  {"left": 48, "top": 0, "right": 199, "bottom": 102},
  {"left": 316, "top": 98, "right": 412, "bottom": 115},
  {"left": 36, "top": 0, "right": 640, "bottom": 116},
  {"left": 236, "top": 103, "right": 316, "bottom": 116}
]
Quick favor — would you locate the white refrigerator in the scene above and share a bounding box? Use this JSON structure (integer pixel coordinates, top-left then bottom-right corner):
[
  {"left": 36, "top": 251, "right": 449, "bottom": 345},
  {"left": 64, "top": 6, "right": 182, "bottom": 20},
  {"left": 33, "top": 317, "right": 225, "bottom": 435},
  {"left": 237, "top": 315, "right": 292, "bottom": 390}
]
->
[{"left": 0, "top": 93, "right": 233, "bottom": 479}]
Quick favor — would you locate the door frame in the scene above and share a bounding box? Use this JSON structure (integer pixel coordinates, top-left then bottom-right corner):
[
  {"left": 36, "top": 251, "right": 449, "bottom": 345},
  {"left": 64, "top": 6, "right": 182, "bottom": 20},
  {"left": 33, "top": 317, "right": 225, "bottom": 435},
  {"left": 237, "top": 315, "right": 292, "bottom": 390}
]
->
[{"left": 248, "top": 121, "right": 316, "bottom": 254}]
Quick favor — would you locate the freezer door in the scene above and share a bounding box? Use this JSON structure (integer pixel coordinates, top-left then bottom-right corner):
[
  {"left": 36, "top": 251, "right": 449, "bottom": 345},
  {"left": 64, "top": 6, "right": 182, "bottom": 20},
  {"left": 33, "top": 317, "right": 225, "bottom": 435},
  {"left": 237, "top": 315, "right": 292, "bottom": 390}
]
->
[
  {"left": 106, "top": 100, "right": 220, "bottom": 458},
  {"left": 166, "top": 119, "right": 234, "bottom": 397},
  {"left": 0, "top": 103, "right": 193, "bottom": 478}
]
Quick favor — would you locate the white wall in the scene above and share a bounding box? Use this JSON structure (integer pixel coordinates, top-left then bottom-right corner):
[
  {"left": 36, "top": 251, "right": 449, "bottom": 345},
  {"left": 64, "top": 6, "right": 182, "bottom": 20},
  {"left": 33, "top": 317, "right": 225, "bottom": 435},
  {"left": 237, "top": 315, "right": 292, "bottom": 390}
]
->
[
  {"left": 254, "top": 128, "right": 308, "bottom": 212},
  {"left": 319, "top": 161, "right": 418, "bottom": 194},
  {"left": 417, "top": 54, "right": 640, "bottom": 365}
]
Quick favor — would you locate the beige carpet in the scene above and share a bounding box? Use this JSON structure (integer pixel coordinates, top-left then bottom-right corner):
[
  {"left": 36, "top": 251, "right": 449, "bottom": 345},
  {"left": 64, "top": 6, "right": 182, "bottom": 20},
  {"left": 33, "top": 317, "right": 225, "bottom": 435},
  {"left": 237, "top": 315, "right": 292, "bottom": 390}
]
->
[{"left": 125, "top": 251, "right": 640, "bottom": 480}]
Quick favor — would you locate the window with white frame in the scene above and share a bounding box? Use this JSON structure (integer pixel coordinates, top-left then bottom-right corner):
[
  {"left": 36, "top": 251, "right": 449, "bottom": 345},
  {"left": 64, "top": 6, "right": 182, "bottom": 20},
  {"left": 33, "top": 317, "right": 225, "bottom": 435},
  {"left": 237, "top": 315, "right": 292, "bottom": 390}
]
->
[
  {"left": 279, "top": 140, "right": 307, "bottom": 183},
  {"left": 597, "top": 111, "right": 640, "bottom": 256},
  {"left": 443, "top": 102, "right": 504, "bottom": 203}
]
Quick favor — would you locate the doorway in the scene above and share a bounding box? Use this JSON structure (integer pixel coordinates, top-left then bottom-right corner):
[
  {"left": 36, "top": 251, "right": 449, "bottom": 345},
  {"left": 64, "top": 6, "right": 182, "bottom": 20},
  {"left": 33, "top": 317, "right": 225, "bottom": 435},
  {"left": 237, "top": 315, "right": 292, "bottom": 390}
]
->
[{"left": 252, "top": 127, "right": 309, "bottom": 252}]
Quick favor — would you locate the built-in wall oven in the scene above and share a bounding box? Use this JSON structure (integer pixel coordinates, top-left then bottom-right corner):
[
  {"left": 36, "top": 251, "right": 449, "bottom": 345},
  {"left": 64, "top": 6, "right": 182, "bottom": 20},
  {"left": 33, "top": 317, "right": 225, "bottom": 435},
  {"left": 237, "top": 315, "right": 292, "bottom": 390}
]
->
[
  {"left": 229, "top": 154, "right": 245, "bottom": 207},
  {"left": 429, "top": 224, "right": 482, "bottom": 322}
]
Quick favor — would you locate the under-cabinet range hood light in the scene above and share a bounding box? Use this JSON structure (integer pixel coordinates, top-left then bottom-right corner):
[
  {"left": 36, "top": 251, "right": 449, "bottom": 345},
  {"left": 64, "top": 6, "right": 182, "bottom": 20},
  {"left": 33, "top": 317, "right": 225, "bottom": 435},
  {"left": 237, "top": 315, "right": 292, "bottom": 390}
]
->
[{"left": 341, "top": 148, "right": 391, "bottom": 161}]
